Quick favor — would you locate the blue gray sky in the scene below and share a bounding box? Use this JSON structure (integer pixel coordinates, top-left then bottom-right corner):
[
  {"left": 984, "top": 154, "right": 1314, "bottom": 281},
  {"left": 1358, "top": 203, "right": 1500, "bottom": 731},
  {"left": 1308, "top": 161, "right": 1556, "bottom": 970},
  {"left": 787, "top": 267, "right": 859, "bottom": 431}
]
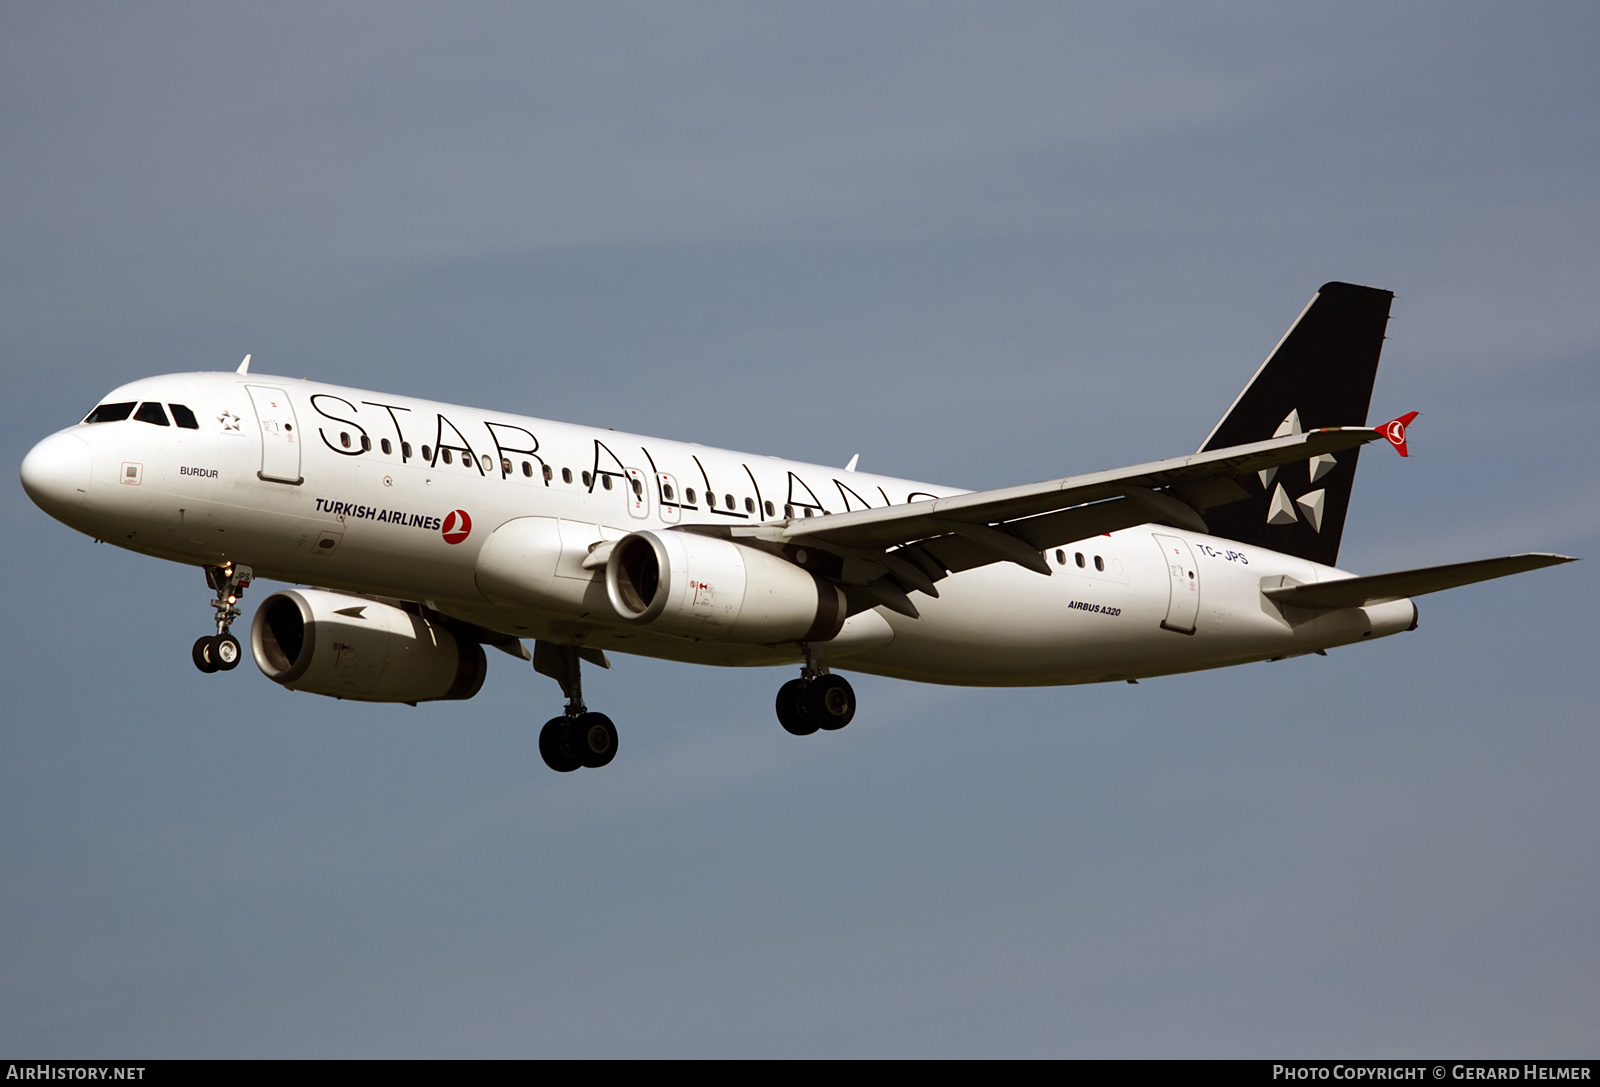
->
[{"left": 2, "top": 3, "right": 1596, "bottom": 1057}]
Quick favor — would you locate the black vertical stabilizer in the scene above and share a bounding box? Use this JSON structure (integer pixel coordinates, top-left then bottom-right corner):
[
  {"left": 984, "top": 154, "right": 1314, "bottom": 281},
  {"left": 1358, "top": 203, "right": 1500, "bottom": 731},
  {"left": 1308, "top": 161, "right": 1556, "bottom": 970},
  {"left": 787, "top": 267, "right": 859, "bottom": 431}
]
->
[{"left": 1197, "top": 282, "right": 1394, "bottom": 567}]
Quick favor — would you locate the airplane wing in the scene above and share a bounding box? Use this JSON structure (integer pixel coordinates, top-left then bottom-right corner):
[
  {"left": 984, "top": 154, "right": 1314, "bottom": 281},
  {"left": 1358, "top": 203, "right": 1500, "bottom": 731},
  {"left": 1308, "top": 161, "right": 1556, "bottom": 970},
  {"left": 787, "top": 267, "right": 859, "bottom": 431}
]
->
[
  {"left": 1263, "top": 553, "right": 1576, "bottom": 609},
  {"left": 720, "top": 426, "right": 1390, "bottom": 616}
]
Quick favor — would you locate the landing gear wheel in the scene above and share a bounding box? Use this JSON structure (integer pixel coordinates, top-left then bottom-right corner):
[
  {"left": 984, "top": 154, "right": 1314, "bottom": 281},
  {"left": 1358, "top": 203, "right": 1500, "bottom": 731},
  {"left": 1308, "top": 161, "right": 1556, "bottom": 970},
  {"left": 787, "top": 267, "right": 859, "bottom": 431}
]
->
[
  {"left": 572, "top": 712, "right": 618, "bottom": 768},
  {"left": 212, "top": 633, "right": 242, "bottom": 671},
  {"left": 192, "top": 636, "right": 219, "bottom": 674},
  {"left": 538, "top": 716, "right": 582, "bottom": 773},
  {"left": 776, "top": 678, "right": 818, "bottom": 736},
  {"left": 806, "top": 674, "right": 856, "bottom": 731},
  {"left": 196, "top": 563, "right": 252, "bottom": 677}
]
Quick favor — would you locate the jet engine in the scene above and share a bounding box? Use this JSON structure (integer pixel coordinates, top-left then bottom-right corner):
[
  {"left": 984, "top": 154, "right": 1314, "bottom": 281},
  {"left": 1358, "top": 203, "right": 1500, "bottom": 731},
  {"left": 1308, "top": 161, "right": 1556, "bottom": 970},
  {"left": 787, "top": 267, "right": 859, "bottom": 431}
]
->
[
  {"left": 251, "top": 588, "right": 486, "bottom": 703},
  {"left": 605, "top": 530, "right": 846, "bottom": 643}
]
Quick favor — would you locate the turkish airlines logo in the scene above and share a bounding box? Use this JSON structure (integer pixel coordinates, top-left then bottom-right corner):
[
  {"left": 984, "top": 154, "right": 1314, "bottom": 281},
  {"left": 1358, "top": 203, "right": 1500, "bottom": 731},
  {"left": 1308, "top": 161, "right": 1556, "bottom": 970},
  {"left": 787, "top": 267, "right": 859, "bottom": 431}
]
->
[
  {"left": 1377, "top": 411, "right": 1418, "bottom": 458},
  {"left": 441, "top": 509, "right": 472, "bottom": 544}
]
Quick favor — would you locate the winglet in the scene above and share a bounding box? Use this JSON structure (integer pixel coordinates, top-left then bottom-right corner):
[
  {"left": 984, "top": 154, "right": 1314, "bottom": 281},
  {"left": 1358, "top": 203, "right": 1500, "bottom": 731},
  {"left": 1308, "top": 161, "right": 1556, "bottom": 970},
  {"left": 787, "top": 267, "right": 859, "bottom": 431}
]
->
[
  {"left": 1377, "top": 411, "right": 1419, "bottom": 457},
  {"left": 237, "top": 354, "right": 252, "bottom": 375}
]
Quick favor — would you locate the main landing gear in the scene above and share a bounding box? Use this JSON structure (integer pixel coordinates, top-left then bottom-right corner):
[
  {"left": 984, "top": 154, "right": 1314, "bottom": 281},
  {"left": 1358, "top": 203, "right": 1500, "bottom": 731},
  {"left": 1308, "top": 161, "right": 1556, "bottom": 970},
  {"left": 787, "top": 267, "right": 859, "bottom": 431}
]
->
[
  {"left": 192, "top": 562, "right": 252, "bottom": 674},
  {"left": 775, "top": 650, "right": 857, "bottom": 736},
  {"left": 533, "top": 641, "right": 618, "bottom": 773}
]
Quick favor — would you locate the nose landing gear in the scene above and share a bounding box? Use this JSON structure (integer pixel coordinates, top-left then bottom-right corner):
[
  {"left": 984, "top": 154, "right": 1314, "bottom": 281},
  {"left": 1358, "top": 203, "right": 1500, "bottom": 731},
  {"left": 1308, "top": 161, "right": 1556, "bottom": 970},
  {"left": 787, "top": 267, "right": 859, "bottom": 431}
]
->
[
  {"left": 534, "top": 641, "right": 618, "bottom": 773},
  {"left": 193, "top": 563, "right": 252, "bottom": 674}
]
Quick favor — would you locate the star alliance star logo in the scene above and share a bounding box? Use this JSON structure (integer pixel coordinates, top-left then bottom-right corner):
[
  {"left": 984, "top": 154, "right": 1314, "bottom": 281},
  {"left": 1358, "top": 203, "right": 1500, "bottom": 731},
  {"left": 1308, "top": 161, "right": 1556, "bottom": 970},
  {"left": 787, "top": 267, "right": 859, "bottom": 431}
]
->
[
  {"left": 1262, "top": 409, "right": 1332, "bottom": 532},
  {"left": 218, "top": 410, "right": 241, "bottom": 432}
]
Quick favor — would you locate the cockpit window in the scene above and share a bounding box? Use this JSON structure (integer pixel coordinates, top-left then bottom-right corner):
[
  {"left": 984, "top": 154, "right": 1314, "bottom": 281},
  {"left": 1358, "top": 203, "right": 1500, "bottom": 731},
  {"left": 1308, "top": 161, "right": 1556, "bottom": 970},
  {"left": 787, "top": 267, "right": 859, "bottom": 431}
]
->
[
  {"left": 169, "top": 403, "right": 199, "bottom": 429},
  {"left": 84, "top": 402, "right": 135, "bottom": 424},
  {"left": 134, "top": 402, "right": 170, "bottom": 426}
]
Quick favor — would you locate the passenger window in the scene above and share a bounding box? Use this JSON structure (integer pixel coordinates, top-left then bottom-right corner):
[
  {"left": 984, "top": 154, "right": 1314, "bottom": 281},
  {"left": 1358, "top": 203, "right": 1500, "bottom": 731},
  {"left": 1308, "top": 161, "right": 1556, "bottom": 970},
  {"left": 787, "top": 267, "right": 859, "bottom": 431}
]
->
[
  {"left": 663, "top": 484, "right": 675, "bottom": 500},
  {"left": 441, "top": 449, "right": 453, "bottom": 465},
  {"left": 482, "top": 455, "right": 492, "bottom": 472},
  {"left": 784, "top": 504, "right": 794, "bottom": 518},
  {"left": 1075, "top": 552, "right": 1085, "bottom": 568},
  {"left": 84, "top": 402, "right": 135, "bottom": 424},
  {"left": 134, "top": 402, "right": 170, "bottom": 426},
  {"left": 602, "top": 475, "right": 613, "bottom": 491},
  {"left": 744, "top": 497, "right": 754, "bottom": 513},
  {"left": 1094, "top": 556, "right": 1105, "bottom": 572},
  {"left": 501, "top": 458, "right": 512, "bottom": 475},
  {"left": 582, "top": 471, "right": 593, "bottom": 487},
  {"left": 402, "top": 442, "right": 412, "bottom": 459},
  {"left": 540, "top": 464, "right": 550, "bottom": 481},
  {"left": 169, "top": 404, "right": 200, "bottom": 429},
  {"left": 421, "top": 445, "right": 432, "bottom": 461},
  {"left": 1055, "top": 549, "right": 1065, "bottom": 565},
  {"left": 764, "top": 501, "right": 775, "bottom": 517},
  {"left": 381, "top": 438, "right": 392, "bottom": 455},
  {"left": 633, "top": 478, "right": 644, "bottom": 497},
  {"left": 725, "top": 494, "right": 735, "bottom": 509},
  {"left": 686, "top": 488, "right": 697, "bottom": 503},
  {"left": 340, "top": 431, "right": 351, "bottom": 448},
  {"left": 562, "top": 468, "right": 572, "bottom": 484},
  {"left": 361, "top": 436, "right": 371, "bottom": 452},
  {"left": 707, "top": 492, "right": 717, "bottom": 508}
]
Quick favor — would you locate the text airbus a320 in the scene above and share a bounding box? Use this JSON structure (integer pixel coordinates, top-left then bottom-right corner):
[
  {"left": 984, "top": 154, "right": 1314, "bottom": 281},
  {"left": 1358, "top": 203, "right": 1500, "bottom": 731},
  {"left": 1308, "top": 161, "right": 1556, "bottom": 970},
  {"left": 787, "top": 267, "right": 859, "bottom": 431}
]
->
[{"left": 20, "top": 283, "right": 1573, "bottom": 772}]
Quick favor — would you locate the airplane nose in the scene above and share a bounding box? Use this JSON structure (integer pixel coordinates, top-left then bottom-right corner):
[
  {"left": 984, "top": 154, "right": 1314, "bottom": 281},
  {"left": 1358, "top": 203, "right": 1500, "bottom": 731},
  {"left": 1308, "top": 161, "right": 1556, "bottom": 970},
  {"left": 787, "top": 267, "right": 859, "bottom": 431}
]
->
[{"left": 20, "top": 431, "right": 92, "bottom": 514}]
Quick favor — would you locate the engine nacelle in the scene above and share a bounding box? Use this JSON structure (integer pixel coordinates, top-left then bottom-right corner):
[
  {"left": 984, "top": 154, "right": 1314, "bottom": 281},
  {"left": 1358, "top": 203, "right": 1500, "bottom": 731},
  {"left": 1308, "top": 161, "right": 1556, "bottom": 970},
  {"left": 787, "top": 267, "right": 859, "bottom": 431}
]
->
[
  {"left": 606, "top": 530, "right": 846, "bottom": 644},
  {"left": 251, "top": 589, "right": 486, "bottom": 703}
]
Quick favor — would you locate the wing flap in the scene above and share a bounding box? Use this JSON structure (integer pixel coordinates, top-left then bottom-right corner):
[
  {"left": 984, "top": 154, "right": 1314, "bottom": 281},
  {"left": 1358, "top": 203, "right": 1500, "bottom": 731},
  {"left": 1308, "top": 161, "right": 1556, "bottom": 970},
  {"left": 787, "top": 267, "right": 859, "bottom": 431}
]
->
[{"left": 1264, "top": 553, "right": 1576, "bottom": 609}]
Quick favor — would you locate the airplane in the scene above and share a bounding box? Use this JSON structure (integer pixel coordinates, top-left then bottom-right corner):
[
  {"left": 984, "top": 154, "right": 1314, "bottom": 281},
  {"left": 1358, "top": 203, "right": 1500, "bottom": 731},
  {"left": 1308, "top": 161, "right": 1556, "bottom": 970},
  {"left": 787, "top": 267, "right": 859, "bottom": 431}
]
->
[{"left": 18, "top": 282, "right": 1573, "bottom": 773}]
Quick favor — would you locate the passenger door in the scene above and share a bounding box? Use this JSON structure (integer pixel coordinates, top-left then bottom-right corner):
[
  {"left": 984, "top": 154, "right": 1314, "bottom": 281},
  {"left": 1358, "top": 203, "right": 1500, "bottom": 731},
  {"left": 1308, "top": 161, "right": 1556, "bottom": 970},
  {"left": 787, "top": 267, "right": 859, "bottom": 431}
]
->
[
  {"left": 1152, "top": 533, "right": 1200, "bottom": 634},
  {"left": 246, "top": 385, "right": 303, "bottom": 485}
]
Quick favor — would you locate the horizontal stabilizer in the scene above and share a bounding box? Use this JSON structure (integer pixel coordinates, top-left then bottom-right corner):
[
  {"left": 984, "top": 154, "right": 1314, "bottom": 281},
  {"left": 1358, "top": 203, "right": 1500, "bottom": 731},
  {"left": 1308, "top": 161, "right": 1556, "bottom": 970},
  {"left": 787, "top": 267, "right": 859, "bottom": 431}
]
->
[{"left": 1264, "top": 553, "right": 1576, "bottom": 609}]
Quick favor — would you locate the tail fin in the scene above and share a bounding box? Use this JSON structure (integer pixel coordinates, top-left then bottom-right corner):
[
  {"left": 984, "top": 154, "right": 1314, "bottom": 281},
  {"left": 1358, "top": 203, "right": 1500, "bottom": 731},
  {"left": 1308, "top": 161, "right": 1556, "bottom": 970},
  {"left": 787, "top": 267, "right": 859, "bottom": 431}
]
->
[{"left": 1197, "top": 282, "right": 1394, "bottom": 566}]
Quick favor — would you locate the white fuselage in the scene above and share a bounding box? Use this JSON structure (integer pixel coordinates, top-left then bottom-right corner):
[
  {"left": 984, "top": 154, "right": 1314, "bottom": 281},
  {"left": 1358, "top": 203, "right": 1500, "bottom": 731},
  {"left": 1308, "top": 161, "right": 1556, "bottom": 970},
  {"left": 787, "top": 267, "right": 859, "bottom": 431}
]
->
[{"left": 24, "top": 371, "right": 1415, "bottom": 687}]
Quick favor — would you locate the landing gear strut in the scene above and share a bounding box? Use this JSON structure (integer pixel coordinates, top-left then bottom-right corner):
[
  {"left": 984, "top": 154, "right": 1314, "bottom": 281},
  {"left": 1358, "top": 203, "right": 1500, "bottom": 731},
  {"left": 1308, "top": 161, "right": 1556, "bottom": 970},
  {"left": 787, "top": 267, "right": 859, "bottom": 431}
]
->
[
  {"left": 775, "top": 647, "right": 857, "bottom": 735},
  {"left": 193, "top": 562, "right": 252, "bottom": 674},
  {"left": 533, "top": 641, "right": 618, "bottom": 773}
]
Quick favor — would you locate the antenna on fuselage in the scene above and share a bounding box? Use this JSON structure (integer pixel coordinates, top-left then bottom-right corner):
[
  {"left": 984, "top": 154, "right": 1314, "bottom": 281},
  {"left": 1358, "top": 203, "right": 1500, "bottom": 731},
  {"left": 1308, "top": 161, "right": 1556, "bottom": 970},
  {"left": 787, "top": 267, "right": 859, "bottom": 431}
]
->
[
  {"left": 236, "top": 354, "right": 251, "bottom": 375},
  {"left": 845, "top": 453, "right": 859, "bottom": 472}
]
